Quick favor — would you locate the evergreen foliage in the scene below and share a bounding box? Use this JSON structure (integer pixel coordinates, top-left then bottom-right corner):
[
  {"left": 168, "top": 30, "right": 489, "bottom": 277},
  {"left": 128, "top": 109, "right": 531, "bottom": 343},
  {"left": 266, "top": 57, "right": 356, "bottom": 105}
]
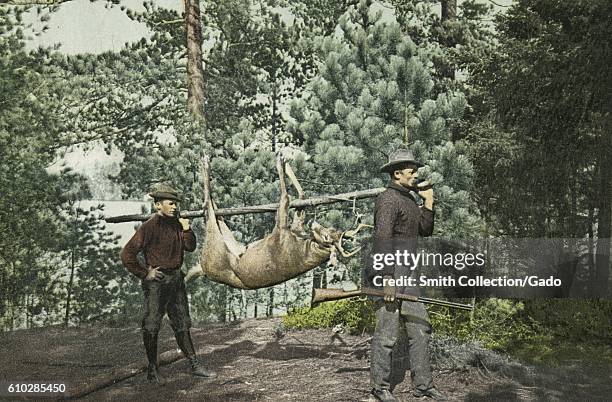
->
[
  {"left": 287, "top": 0, "right": 481, "bottom": 247},
  {"left": 466, "top": 0, "right": 611, "bottom": 296},
  {"left": 467, "top": 0, "right": 611, "bottom": 237},
  {"left": 0, "top": 8, "right": 132, "bottom": 330},
  {"left": 390, "top": 0, "right": 496, "bottom": 92},
  {"left": 284, "top": 1, "right": 610, "bottom": 366}
]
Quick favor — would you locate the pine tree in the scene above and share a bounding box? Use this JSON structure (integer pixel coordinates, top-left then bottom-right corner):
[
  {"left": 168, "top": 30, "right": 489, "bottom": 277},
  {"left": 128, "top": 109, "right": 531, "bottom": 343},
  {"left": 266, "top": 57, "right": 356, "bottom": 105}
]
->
[
  {"left": 466, "top": 0, "right": 612, "bottom": 295},
  {"left": 289, "top": 0, "right": 480, "bottom": 234},
  {"left": 390, "top": 0, "right": 496, "bottom": 93},
  {"left": 60, "top": 201, "right": 126, "bottom": 326},
  {"left": 0, "top": 7, "right": 131, "bottom": 329},
  {"left": 286, "top": 0, "right": 482, "bottom": 288}
]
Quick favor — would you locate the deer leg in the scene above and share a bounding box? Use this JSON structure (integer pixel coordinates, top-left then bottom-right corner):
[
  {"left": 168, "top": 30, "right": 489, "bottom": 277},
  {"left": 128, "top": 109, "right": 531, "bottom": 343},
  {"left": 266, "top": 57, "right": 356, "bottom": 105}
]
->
[
  {"left": 285, "top": 162, "right": 306, "bottom": 232},
  {"left": 199, "top": 157, "right": 247, "bottom": 288},
  {"left": 202, "top": 156, "right": 214, "bottom": 218},
  {"left": 275, "top": 155, "right": 289, "bottom": 229},
  {"left": 184, "top": 265, "right": 203, "bottom": 281},
  {"left": 285, "top": 162, "right": 304, "bottom": 199},
  {"left": 201, "top": 156, "right": 227, "bottom": 233},
  {"left": 202, "top": 156, "right": 245, "bottom": 256}
]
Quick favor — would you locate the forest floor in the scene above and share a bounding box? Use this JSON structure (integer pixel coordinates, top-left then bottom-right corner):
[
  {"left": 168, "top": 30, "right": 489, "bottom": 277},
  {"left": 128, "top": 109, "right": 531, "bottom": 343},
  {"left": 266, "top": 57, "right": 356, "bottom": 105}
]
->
[{"left": 0, "top": 318, "right": 610, "bottom": 401}]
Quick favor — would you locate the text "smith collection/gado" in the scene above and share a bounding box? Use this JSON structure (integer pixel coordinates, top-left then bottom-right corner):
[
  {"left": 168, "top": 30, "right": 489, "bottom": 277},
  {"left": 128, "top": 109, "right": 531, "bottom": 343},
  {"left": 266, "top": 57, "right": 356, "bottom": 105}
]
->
[{"left": 372, "top": 275, "right": 562, "bottom": 288}]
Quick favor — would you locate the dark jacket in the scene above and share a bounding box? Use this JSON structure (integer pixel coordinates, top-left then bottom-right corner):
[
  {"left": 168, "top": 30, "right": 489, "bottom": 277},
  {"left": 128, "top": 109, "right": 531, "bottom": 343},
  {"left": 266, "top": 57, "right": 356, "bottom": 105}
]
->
[
  {"left": 121, "top": 214, "right": 197, "bottom": 279},
  {"left": 364, "top": 182, "right": 434, "bottom": 296},
  {"left": 374, "top": 182, "right": 434, "bottom": 240}
]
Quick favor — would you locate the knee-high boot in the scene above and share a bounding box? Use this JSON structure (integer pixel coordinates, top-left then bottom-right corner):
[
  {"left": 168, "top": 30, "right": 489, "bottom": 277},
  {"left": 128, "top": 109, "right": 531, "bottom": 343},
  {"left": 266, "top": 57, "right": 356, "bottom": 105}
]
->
[
  {"left": 174, "top": 330, "right": 217, "bottom": 378},
  {"left": 143, "top": 330, "right": 165, "bottom": 384}
]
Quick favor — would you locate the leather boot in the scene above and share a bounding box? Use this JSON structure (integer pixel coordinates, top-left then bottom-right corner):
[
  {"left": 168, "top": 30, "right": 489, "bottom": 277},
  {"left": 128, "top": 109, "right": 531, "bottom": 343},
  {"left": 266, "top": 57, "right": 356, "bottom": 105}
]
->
[
  {"left": 143, "top": 330, "right": 165, "bottom": 385},
  {"left": 174, "top": 330, "right": 217, "bottom": 378},
  {"left": 413, "top": 387, "right": 448, "bottom": 401},
  {"left": 370, "top": 388, "right": 398, "bottom": 402}
]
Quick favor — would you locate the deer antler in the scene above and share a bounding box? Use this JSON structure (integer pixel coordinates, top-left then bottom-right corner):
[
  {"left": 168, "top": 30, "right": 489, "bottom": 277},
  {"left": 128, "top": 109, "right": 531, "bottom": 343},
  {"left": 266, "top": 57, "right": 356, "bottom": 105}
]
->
[
  {"left": 342, "top": 223, "right": 373, "bottom": 239},
  {"left": 334, "top": 232, "right": 361, "bottom": 258},
  {"left": 334, "top": 222, "right": 373, "bottom": 258}
]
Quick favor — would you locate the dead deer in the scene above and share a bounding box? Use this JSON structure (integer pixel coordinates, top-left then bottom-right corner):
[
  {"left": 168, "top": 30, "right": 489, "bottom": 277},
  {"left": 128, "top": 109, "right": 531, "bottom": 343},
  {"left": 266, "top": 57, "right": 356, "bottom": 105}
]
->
[{"left": 187, "top": 155, "right": 369, "bottom": 289}]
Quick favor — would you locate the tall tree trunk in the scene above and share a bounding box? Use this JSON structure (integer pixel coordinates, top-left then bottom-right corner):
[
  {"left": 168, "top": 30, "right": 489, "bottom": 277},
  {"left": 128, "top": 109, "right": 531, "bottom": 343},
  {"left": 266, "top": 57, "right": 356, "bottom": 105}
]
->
[
  {"left": 26, "top": 295, "right": 30, "bottom": 329},
  {"left": 587, "top": 206, "right": 596, "bottom": 292},
  {"left": 185, "top": 0, "right": 205, "bottom": 120},
  {"left": 0, "top": 259, "right": 3, "bottom": 312},
  {"left": 271, "top": 82, "right": 278, "bottom": 151},
  {"left": 570, "top": 171, "right": 577, "bottom": 236},
  {"left": 64, "top": 249, "right": 76, "bottom": 327},
  {"left": 267, "top": 288, "right": 274, "bottom": 317},
  {"left": 240, "top": 289, "right": 247, "bottom": 318},
  {"left": 10, "top": 300, "right": 14, "bottom": 331},
  {"left": 312, "top": 268, "right": 327, "bottom": 291},
  {"left": 595, "top": 165, "right": 611, "bottom": 296},
  {"left": 595, "top": 118, "right": 612, "bottom": 296},
  {"left": 441, "top": 0, "right": 457, "bottom": 21},
  {"left": 217, "top": 286, "right": 227, "bottom": 322},
  {"left": 283, "top": 283, "right": 288, "bottom": 310},
  {"left": 10, "top": 261, "right": 16, "bottom": 330},
  {"left": 440, "top": 0, "right": 457, "bottom": 80},
  {"left": 254, "top": 289, "right": 259, "bottom": 318}
]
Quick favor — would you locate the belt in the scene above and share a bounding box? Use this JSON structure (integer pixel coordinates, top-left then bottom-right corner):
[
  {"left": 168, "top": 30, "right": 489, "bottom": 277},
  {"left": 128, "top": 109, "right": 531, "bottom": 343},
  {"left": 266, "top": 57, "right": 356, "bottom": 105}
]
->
[{"left": 158, "top": 268, "right": 181, "bottom": 275}]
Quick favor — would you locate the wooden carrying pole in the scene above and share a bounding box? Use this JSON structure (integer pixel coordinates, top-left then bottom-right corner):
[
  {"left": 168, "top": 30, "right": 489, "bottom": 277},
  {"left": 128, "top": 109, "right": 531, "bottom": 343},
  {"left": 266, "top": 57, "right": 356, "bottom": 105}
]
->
[{"left": 104, "top": 187, "right": 385, "bottom": 223}]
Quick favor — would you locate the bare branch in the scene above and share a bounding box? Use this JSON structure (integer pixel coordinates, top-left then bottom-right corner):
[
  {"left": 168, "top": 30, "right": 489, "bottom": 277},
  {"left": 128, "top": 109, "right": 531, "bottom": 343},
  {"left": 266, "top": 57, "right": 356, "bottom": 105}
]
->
[
  {"left": 486, "top": 0, "right": 511, "bottom": 7},
  {"left": 0, "top": 0, "right": 71, "bottom": 5},
  {"left": 152, "top": 18, "right": 183, "bottom": 27}
]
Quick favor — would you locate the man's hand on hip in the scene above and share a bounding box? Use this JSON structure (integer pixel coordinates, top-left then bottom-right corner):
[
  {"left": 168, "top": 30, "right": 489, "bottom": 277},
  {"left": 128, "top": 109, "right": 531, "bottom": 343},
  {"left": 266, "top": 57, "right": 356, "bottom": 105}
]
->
[{"left": 145, "top": 266, "right": 165, "bottom": 281}]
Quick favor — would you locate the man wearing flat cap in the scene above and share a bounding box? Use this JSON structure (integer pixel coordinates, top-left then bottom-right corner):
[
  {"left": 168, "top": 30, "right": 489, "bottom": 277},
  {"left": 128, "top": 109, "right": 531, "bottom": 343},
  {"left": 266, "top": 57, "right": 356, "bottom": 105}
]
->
[
  {"left": 121, "top": 183, "right": 216, "bottom": 384},
  {"left": 368, "top": 149, "right": 446, "bottom": 401}
]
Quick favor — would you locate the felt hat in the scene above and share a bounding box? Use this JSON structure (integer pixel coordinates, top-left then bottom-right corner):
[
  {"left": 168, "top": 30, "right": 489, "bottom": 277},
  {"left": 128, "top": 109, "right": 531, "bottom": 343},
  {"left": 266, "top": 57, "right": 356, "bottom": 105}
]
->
[
  {"left": 379, "top": 148, "right": 424, "bottom": 173},
  {"left": 148, "top": 183, "right": 182, "bottom": 201}
]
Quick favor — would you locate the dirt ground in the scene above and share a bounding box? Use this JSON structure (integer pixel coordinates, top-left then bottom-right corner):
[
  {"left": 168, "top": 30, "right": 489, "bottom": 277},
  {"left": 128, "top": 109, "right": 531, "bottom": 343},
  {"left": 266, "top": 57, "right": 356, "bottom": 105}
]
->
[{"left": 0, "top": 318, "right": 609, "bottom": 401}]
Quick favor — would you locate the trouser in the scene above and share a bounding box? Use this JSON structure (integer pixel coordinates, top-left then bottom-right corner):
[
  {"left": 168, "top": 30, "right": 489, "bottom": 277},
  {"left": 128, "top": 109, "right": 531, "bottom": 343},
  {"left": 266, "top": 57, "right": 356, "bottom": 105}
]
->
[
  {"left": 141, "top": 269, "right": 192, "bottom": 334},
  {"left": 370, "top": 300, "right": 433, "bottom": 392}
]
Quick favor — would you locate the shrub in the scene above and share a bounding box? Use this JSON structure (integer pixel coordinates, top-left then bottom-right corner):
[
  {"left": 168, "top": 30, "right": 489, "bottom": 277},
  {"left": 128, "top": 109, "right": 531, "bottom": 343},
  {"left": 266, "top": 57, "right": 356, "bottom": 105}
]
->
[
  {"left": 283, "top": 299, "right": 375, "bottom": 334},
  {"left": 283, "top": 298, "right": 612, "bottom": 366},
  {"left": 429, "top": 298, "right": 540, "bottom": 352}
]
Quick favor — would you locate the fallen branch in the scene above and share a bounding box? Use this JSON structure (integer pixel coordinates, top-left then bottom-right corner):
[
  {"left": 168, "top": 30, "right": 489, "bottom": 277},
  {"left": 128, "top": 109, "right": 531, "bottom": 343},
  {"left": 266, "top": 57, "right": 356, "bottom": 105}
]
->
[
  {"left": 351, "top": 337, "right": 372, "bottom": 348},
  {"left": 105, "top": 187, "right": 385, "bottom": 223},
  {"left": 65, "top": 349, "right": 183, "bottom": 399}
]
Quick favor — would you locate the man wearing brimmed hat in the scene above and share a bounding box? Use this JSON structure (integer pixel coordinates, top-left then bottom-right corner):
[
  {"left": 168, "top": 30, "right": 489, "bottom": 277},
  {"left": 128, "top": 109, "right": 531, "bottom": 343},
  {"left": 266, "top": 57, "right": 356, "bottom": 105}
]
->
[
  {"left": 121, "top": 183, "right": 216, "bottom": 384},
  {"left": 367, "top": 149, "right": 446, "bottom": 401}
]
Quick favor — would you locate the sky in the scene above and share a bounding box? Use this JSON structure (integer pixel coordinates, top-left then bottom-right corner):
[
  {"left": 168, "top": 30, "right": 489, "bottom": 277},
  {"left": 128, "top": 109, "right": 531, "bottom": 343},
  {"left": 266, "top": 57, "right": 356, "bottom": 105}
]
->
[
  {"left": 25, "top": 0, "right": 512, "bottom": 55},
  {"left": 25, "top": 0, "right": 178, "bottom": 54},
  {"left": 28, "top": 0, "right": 178, "bottom": 178},
  {"left": 79, "top": 200, "right": 149, "bottom": 243}
]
